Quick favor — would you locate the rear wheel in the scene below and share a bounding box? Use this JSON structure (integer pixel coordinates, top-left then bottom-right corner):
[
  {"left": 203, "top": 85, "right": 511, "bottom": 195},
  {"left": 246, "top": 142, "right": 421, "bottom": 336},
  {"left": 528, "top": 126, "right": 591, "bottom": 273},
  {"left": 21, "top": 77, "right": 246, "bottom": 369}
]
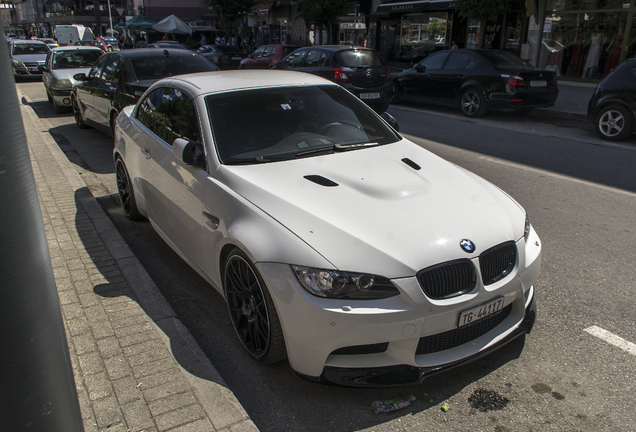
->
[
  {"left": 459, "top": 87, "right": 487, "bottom": 118},
  {"left": 115, "top": 158, "right": 143, "bottom": 220},
  {"left": 72, "top": 96, "right": 89, "bottom": 129},
  {"left": 223, "top": 249, "right": 286, "bottom": 364},
  {"left": 594, "top": 104, "right": 632, "bottom": 141},
  {"left": 392, "top": 82, "right": 401, "bottom": 104}
]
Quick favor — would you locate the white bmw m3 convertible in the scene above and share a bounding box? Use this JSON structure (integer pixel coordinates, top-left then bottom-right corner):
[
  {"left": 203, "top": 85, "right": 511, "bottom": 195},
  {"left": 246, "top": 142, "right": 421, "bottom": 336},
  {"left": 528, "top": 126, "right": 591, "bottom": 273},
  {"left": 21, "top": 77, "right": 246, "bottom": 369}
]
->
[{"left": 113, "top": 70, "right": 541, "bottom": 387}]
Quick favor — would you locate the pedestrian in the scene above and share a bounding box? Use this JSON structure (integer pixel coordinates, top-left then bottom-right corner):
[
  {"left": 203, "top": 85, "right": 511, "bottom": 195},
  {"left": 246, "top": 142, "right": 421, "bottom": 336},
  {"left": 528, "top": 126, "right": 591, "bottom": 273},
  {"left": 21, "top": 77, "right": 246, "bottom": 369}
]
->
[
  {"left": 200, "top": 32, "right": 207, "bottom": 47},
  {"left": 231, "top": 34, "right": 237, "bottom": 47},
  {"left": 162, "top": 33, "right": 171, "bottom": 41}
]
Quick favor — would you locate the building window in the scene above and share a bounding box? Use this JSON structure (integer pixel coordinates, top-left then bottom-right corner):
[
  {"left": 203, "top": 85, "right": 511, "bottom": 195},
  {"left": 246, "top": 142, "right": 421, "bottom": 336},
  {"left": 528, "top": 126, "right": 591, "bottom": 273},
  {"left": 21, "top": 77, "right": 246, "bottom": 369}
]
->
[{"left": 400, "top": 12, "right": 448, "bottom": 47}]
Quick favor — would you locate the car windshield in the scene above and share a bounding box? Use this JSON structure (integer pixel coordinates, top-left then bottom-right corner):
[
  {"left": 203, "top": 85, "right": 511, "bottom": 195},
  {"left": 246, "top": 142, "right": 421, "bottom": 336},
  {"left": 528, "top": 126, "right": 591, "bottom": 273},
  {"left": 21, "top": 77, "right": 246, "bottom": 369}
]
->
[
  {"left": 13, "top": 44, "right": 49, "bottom": 55},
  {"left": 480, "top": 51, "right": 532, "bottom": 69},
  {"left": 131, "top": 54, "right": 216, "bottom": 80},
  {"left": 53, "top": 50, "right": 102, "bottom": 69},
  {"left": 206, "top": 85, "right": 400, "bottom": 165},
  {"left": 335, "top": 50, "right": 385, "bottom": 68}
]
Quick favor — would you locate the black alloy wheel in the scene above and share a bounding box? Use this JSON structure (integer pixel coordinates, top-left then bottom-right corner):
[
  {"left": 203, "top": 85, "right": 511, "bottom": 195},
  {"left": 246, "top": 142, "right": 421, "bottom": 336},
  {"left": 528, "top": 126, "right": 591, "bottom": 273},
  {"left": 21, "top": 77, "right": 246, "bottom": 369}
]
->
[
  {"left": 115, "top": 159, "right": 143, "bottom": 220},
  {"left": 224, "top": 249, "right": 286, "bottom": 364},
  {"left": 460, "top": 87, "right": 486, "bottom": 118},
  {"left": 595, "top": 104, "right": 633, "bottom": 141},
  {"left": 72, "top": 96, "right": 89, "bottom": 129}
]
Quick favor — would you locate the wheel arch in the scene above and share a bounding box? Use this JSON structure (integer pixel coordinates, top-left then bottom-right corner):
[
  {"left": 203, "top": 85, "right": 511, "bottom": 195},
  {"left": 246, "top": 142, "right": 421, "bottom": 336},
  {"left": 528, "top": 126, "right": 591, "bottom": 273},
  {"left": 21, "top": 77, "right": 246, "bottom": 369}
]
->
[{"left": 594, "top": 97, "right": 636, "bottom": 124}]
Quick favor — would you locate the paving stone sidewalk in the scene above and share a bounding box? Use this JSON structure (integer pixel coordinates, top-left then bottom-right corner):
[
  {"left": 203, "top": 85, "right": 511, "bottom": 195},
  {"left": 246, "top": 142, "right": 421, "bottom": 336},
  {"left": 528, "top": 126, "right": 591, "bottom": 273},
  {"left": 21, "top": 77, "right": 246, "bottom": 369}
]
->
[{"left": 19, "top": 93, "right": 258, "bottom": 432}]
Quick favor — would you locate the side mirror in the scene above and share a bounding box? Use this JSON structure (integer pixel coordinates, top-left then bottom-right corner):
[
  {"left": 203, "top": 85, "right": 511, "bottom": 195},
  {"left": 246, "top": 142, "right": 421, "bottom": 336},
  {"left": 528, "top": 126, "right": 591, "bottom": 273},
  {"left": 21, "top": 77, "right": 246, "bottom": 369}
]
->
[
  {"left": 415, "top": 64, "right": 426, "bottom": 73},
  {"left": 380, "top": 112, "right": 400, "bottom": 132},
  {"left": 173, "top": 138, "right": 205, "bottom": 168},
  {"left": 73, "top": 73, "right": 87, "bottom": 81}
]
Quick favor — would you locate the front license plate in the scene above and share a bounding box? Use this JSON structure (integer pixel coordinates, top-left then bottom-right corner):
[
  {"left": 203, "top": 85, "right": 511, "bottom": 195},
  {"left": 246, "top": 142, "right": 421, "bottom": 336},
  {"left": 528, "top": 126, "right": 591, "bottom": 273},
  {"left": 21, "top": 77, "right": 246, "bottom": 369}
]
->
[
  {"left": 458, "top": 297, "right": 505, "bottom": 328},
  {"left": 530, "top": 80, "right": 547, "bottom": 87},
  {"left": 231, "top": 56, "right": 243, "bottom": 60},
  {"left": 360, "top": 92, "right": 380, "bottom": 99}
]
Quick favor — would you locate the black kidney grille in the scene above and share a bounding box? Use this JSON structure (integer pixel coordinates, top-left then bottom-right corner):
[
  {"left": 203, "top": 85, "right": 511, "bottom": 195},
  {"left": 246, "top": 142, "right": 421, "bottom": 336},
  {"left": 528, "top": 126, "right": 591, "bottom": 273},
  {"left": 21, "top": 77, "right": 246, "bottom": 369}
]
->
[
  {"left": 416, "top": 259, "right": 477, "bottom": 299},
  {"left": 480, "top": 242, "right": 517, "bottom": 285},
  {"left": 416, "top": 304, "right": 512, "bottom": 355}
]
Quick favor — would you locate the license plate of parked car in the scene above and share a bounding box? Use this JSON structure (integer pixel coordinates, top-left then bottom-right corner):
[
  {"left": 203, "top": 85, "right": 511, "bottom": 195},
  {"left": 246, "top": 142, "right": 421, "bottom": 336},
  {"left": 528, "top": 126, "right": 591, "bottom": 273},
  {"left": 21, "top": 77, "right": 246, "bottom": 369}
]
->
[
  {"left": 360, "top": 92, "right": 380, "bottom": 99},
  {"left": 458, "top": 297, "right": 505, "bottom": 328},
  {"left": 530, "top": 80, "right": 547, "bottom": 87}
]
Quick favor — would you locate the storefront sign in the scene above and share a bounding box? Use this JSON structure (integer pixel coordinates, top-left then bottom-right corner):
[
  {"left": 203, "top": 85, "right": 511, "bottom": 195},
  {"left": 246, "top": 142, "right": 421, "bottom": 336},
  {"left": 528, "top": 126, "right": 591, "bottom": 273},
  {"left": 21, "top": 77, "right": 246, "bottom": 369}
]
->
[{"left": 340, "top": 23, "right": 366, "bottom": 30}]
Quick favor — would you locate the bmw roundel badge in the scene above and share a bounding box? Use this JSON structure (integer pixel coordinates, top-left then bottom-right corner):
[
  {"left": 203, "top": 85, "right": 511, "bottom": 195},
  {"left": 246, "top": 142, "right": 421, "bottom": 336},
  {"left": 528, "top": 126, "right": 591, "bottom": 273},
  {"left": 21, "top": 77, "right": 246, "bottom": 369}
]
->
[{"left": 459, "top": 239, "right": 475, "bottom": 253}]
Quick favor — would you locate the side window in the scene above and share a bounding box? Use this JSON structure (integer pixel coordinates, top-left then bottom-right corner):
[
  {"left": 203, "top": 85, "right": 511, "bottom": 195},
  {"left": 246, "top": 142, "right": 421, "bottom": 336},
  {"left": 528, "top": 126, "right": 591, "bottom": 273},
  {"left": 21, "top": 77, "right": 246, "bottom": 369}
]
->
[
  {"left": 100, "top": 56, "right": 120, "bottom": 83},
  {"left": 443, "top": 53, "right": 470, "bottom": 70},
  {"left": 263, "top": 46, "right": 276, "bottom": 58},
  {"left": 305, "top": 50, "right": 326, "bottom": 67},
  {"left": 283, "top": 50, "right": 307, "bottom": 68},
  {"left": 137, "top": 87, "right": 200, "bottom": 145},
  {"left": 252, "top": 47, "right": 265, "bottom": 58},
  {"left": 89, "top": 55, "right": 108, "bottom": 79},
  {"left": 419, "top": 52, "right": 449, "bottom": 70}
]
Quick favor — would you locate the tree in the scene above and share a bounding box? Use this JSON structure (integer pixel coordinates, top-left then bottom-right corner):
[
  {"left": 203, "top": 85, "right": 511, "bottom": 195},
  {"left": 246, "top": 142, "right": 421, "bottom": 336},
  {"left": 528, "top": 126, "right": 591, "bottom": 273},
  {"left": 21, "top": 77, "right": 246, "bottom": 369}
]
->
[
  {"left": 207, "top": 0, "right": 257, "bottom": 37},
  {"left": 454, "top": 0, "right": 510, "bottom": 48},
  {"left": 293, "top": 0, "right": 356, "bottom": 45}
]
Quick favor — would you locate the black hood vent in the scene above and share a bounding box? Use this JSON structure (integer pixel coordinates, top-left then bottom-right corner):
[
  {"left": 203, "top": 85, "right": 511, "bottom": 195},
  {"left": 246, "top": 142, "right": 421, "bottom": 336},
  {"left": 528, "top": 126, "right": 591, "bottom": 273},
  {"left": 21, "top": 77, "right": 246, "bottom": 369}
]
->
[
  {"left": 401, "top": 158, "right": 421, "bottom": 170},
  {"left": 304, "top": 175, "right": 339, "bottom": 187}
]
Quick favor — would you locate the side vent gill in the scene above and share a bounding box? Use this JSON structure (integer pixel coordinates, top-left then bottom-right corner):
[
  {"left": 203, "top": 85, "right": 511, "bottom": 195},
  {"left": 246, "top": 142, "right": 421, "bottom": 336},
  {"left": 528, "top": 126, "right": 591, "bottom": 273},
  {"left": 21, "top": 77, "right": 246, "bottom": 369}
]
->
[
  {"left": 304, "top": 175, "right": 339, "bottom": 187},
  {"left": 401, "top": 158, "right": 421, "bottom": 170}
]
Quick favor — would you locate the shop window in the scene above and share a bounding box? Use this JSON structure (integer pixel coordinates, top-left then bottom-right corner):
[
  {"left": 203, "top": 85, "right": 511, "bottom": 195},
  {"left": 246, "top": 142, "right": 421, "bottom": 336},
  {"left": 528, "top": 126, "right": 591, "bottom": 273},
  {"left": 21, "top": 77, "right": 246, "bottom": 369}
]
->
[
  {"left": 400, "top": 13, "right": 448, "bottom": 47},
  {"left": 547, "top": 0, "right": 627, "bottom": 12}
]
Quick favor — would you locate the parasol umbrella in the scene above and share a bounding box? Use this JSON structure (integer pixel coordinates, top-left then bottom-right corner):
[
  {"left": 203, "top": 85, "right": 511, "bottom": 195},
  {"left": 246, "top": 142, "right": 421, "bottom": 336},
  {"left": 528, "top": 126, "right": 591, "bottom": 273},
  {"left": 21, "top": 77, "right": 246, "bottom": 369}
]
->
[{"left": 152, "top": 14, "right": 193, "bottom": 35}]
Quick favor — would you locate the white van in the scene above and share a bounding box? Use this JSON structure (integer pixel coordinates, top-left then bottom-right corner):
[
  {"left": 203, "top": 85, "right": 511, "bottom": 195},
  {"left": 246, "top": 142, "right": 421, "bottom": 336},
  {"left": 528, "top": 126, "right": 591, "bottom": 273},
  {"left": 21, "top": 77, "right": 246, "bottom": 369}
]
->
[{"left": 54, "top": 25, "right": 95, "bottom": 46}]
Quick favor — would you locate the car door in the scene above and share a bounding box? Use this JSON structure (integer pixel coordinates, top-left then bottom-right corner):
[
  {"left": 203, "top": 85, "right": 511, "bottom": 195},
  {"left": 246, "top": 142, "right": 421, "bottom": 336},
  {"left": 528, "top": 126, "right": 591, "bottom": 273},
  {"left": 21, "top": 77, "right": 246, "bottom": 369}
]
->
[
  {"left": 76, "top": 55, "right": 107, "bottom": 122},
  {"left": 92, "top": 54, "right": 121, "bottom": 128},
  {"left": 277, "top": 49, "right": 307, "bottom": 70},
  {"left": 245, "top": 46, "right": 265, "bottom": 68},
  {"left": 434, "top": 52, "right": 476, "bottom": 105},
  {"left": 409, "top": 51, "right": 450, "bottom": 103},
  {"left": 258, "top": 46, "right": 277, "bottom": 68},
  {"left": 300, "top": 50, "right": 329, "bottom": 79},
  {"left": 133, "top": 86, "right": 206, "bottom": 266}
]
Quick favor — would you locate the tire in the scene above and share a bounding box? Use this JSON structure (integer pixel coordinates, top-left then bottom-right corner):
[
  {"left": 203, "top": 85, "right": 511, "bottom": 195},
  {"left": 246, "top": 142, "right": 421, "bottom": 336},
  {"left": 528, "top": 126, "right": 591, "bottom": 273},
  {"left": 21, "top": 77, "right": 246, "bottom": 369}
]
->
[
  {"left": 392, "top": 82, "right": 401, "bottom": 104},
  {"left": 223, "top": 249, "right": 286, "bottom": 364},
  {"left": 594, "top": 104, "right": 633, "bottom": 141},
  {"left": 72, "top": 96, "right": 89, "bottom": 129},
  {"left": 459, "top": 87, "right": 487, "bottom": 118},
  {"left": 115, "top": 158, "right": 143, "bottom": 220}
]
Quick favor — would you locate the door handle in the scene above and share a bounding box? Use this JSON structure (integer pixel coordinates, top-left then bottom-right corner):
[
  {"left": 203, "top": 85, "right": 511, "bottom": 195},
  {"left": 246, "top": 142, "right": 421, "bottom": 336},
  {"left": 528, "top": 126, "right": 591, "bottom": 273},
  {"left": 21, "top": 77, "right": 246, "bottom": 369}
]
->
[
  {"left": 141, "top": 148, "right": 151, "bottom": 159},
  {"left": 202, "top": 211, "right": 220, "bottom": 229}
]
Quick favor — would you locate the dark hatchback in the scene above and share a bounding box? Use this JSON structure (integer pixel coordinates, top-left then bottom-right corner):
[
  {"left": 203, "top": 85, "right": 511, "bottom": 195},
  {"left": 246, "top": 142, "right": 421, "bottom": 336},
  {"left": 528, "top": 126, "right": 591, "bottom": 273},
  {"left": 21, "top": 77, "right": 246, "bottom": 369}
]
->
[
  {"left": 71, "top": 49, "right": 218, "bottom": 137},
  {"left": 587, "top": 59, "right": 636, "bottom": 141},
  {"left": 392, "top": 49, "right": 558, "bottom": 117},
  {"left": 275, "top": 45, "right": 393, "bottom": 113},
  {"left": 196, "top": 44, "right": 247, "bottom": 70}
]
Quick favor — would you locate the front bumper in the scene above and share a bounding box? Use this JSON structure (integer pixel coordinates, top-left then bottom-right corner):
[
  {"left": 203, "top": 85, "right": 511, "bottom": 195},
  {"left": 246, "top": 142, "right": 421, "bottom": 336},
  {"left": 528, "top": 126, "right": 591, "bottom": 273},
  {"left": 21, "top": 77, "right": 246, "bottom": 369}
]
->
[
  {"left": 51, "top": 88, "right": 73, "bottom": 107},
  {"left": 13, "top": 65, "right": 43, "bottom": 77}
]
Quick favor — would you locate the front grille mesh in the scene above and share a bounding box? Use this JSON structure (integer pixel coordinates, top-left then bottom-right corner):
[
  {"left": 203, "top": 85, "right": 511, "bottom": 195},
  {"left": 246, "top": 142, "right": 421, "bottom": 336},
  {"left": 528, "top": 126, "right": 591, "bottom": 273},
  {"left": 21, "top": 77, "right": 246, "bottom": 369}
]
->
[
  {"left": 416, "top": 260, "right": 476, "bottom": 299},
  {"left": 416, "top": 304, "right": 512, "bottom": 355},
  {"left": 480, "top": 242, "right": 517, "bottom": 285}
]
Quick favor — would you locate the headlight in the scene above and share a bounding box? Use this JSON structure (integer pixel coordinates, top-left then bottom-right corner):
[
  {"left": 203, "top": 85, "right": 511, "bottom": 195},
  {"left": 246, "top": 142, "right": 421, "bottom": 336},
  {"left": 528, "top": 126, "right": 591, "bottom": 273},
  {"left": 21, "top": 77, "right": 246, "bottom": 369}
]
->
[
  {"left": 53, "top": 79, "right": 72, "bottom": 90},
  {"left": 12, "top": 59, "right": 25, "bottom": 69},
  {"left": 292, "top": 266, "right": 400, "bottom": 299},
  {"left": 524, "top": 214, "right": 531, "bottom": 241}
]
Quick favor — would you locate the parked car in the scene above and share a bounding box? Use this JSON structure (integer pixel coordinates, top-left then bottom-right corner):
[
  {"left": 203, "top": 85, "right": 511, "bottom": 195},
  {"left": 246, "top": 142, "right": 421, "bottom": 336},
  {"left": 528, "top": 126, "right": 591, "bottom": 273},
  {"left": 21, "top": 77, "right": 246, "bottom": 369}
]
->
[
  {"left": 392, "top": 49, "right": 559, "bottom": 117},
  {"left": 38, "top": 38, "right": 60, "bottom": 49},
  {"left": 147, "top": 41, "right": 189, "bottom": 50},
  {"left": 74, "top": 40, "right": 102, "bottom": 48},
  {"left": 239, "top": 44, "right": 300, "bottom": 69},
  {"left": 71, "top": 49, "right": 218, "bottom": 137},
  {"left": 113, "top": 70, "right": 541, "bottom": 387},
  {"left": 98, "top": 36, "right": 120, "bottom": 51},
  {"left": 9, "top": 39, "right": 50, "bottom": 79},
  {"left": 196, "top": 44, "right": 247, "bottom": 69},
  {"left": 275, "top": 45, "right": 393, "bottom": 113},
  {"left": 41, "top": 46, "right": 104, "bottom": 113},
  {"left": 587, "top": 58, "right": 636, "bottom": 141}
]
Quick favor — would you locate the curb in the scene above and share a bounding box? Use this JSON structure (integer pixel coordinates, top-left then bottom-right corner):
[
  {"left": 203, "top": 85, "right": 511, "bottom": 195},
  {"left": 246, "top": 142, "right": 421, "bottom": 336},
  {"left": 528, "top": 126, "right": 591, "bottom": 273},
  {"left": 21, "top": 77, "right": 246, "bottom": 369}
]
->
[{"left": 19, "top": 88, "right": 258, "bottom": 432}]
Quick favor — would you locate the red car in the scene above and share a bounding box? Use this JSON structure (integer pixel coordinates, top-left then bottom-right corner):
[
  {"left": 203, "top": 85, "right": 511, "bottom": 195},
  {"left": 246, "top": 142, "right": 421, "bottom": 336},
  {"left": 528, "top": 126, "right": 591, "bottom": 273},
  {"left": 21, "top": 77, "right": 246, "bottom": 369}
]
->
[{"left": 239, "top": 44, "right": 300, "bottom": 69}]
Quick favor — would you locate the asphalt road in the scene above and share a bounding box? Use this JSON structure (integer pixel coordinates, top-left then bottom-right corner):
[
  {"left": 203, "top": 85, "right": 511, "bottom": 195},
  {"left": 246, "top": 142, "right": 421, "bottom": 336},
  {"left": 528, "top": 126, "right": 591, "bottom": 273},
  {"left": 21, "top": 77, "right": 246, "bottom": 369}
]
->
[{"left": 18, "top": 80, "right": 636, "bottom": 432}]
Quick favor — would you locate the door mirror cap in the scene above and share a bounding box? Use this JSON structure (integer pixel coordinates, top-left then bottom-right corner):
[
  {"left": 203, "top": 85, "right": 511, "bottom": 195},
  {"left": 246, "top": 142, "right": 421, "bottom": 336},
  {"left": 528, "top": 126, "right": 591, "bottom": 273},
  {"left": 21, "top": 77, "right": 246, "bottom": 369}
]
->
[
  {"left": 415, "top": 64, "right": 426, "bottom": 73},
  {"left": 73, "top": 72, "right": 87, "bottom": 81},
  {"left": 380, "top": 112, "right": 400, "bottom": 132},
  {"left": 173, "top": 138, "right": 205, "bottom": 168}
]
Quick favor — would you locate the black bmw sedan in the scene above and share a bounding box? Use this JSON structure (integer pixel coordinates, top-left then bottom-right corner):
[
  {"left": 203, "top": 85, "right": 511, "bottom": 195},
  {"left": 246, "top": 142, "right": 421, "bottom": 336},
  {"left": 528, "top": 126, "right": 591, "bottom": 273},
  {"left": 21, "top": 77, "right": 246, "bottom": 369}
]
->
[
  {"left": 587, "top": 59, "right": 636, "bottom": 141},
  {"left": 392, "top": 49, "right": 559, "bottom": 117},
  {"left": 71, "top": 48, "right": 218, "bottom": 138}
]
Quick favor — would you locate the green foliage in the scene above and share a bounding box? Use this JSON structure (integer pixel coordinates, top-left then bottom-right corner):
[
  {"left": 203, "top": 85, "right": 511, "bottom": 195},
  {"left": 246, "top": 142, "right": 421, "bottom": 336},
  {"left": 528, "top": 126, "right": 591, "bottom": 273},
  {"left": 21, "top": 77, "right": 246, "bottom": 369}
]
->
[
  {"left": 293, "top": 0, "right": 356, "bottom": 28},
  {"left": 454, "top": 0, "right": 510, "bottom": 22},
  {"left": 207, "top": 0, "right": 257, "bottom": 32}
]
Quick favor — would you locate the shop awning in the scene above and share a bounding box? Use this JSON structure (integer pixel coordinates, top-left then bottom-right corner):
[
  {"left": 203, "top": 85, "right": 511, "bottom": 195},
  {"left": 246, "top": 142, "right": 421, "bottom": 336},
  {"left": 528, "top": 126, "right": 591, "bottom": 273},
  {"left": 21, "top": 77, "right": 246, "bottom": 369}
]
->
[
  {"left": 375, "top": 0, "right": 453, "bottom": 16},
  {"left": 253, "top": 2, "right": 274, "bottom": 15}
]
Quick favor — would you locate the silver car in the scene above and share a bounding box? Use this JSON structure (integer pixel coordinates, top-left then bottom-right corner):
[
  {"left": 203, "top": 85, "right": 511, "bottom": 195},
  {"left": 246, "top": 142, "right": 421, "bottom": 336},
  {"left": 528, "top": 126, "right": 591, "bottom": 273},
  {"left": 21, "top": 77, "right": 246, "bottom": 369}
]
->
[
  {"left": 41, "top": 46, "right": 104, "bottom": 113},
  {"left": 9, "top": 40, "right": 50, "bottom": 79}
]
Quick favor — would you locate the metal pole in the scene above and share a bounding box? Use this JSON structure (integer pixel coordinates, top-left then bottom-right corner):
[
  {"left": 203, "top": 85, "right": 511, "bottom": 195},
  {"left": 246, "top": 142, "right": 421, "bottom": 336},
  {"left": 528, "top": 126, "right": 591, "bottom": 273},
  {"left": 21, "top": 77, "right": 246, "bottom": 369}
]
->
[
  {"left": 108, "top": 0, "right": 114, "bottom": 36},
  {"left": 0, "top": 27, "right": 84, "bottom": 432}
]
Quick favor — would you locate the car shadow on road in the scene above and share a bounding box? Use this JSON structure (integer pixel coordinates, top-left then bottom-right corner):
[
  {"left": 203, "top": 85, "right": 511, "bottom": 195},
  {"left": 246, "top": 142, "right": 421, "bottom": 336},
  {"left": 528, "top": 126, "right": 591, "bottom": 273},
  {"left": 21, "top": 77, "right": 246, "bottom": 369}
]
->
[{"left": 75, "top": 186, "right": 530, "bottom": 432}]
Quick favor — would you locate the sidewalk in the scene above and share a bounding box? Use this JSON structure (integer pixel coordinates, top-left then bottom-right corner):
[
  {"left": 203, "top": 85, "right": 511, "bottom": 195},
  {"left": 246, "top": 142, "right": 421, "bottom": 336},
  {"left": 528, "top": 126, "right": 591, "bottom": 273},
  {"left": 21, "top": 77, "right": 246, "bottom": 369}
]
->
[
  {"left": 19, "top": 93, "right": 258, "bottom": 432},
  {"left": 532, "top": 79, "right": 597, "bottom": 121}
]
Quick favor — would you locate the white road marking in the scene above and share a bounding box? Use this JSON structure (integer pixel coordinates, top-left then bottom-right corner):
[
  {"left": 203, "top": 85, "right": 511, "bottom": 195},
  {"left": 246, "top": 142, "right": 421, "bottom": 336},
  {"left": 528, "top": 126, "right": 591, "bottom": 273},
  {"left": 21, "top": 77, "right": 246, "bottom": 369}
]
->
[{"left": 584, "top": 326, "right": 636, "bottom": 357}]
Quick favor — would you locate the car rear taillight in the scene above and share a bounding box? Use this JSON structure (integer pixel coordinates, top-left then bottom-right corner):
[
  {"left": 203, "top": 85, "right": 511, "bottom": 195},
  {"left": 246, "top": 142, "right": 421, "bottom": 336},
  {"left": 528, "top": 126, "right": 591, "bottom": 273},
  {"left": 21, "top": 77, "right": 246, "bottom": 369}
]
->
[
  {"left": 385, "top": 70, "right": 392, "bottom": 82},
  {"left": 331, "top": 67, "right": 350, "bottom": 83},
  {"left": 501, "top": 74, "right": 524, "bottom": 86}
]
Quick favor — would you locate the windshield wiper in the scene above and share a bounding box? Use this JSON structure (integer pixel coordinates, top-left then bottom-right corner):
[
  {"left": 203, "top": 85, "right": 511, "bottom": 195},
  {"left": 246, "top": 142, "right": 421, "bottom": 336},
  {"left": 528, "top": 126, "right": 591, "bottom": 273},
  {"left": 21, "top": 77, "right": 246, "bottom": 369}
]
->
[
  {"left": 335, "top": 142, "right": 381, "bottom": 150},
  {"left": 295, "top": 146, "right": 335, "bottom": 158},
  {"left": 224, "top": 155, "right": 273, "bottom": 165}
]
